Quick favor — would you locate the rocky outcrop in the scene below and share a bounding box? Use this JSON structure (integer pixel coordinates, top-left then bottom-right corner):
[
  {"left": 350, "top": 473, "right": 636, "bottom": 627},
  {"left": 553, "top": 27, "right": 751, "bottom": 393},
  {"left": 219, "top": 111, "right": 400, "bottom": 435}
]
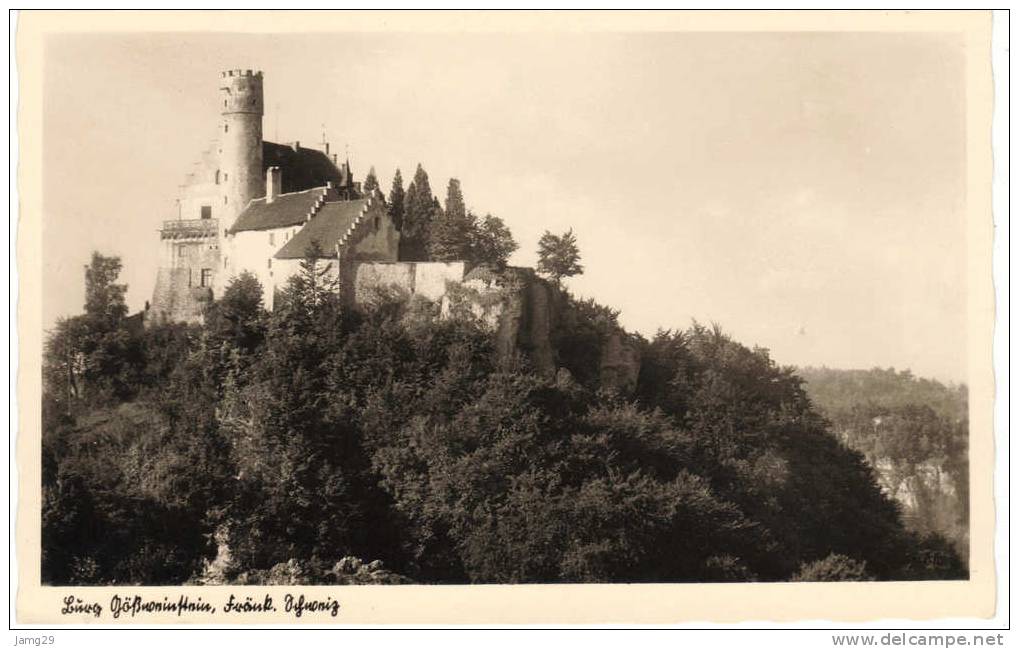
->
[
  {"left": 194, "top": 529, "right": 412, "bottom": 585},
  {"left": 599, "top": 331, "right": 641, "bottom": 394},
  {"left": 800, "top": 369, "right": 969, "bottom": 563},
  {"left": 830, "top": 423, "right": 969, "bottom": 561},
  {"left": 444, "top": 266, "right": 640, "bottom": 390},
  {"left": 445, "top": 266, "right": 558, "bottom": 377},
  {"left": 871, "top": 455, "right": 967, "bottom": 555}
]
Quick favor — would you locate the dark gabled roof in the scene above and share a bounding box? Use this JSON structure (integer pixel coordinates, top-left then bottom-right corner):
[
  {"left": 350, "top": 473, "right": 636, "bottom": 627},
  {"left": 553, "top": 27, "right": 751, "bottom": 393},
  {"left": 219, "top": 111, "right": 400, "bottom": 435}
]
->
[
  {"left": 275, "top": 199, "right": 370, "bottom": 259},
  {"left": 262, "top": 141, "right": 345, "bottom": 193},
  {"left": 229, "top": 187, "right": 327, "bottom": 233}
]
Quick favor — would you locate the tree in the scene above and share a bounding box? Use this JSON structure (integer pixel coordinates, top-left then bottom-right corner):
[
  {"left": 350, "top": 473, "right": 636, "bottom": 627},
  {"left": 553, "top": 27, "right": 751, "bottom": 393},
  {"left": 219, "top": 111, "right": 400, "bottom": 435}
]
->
[
  {"left": 205, "top": 272, "right": 266, "bottom": 354},
  {"left": 536, "top": 229, "right": 583, "bottom": 284},
  {"left": 401, "top": 164, "right": 436, "bottom": 261},
  {"left": 445, "top": 178, "right": 466, "bottom": 221},
  {"left": 428, "top": 178, "right": 517, "bottom": 267},
  {"left": 363, "top": 166, "right": 380, "bottom": 195},
  {"left": 278, "top": 241, "right": 340, "bottom": 314},
  {"left": 427, "top": 210, "right": 518, "bottom": 269},
  {"left": 84, "top": 252, "right": 128, "bottom": 327},
  {"left": 388, "top": 169, "right": 405, "bottom": 231},
  {"left": 473, "top": 214, "right": 517, "bottom": 269},
  {"left": 44, "top": 252, "right": 133, "bottom": 410},
  {"left": 426, "top": 210, "right": 474, "bottom": 263},
  {"left": 48, "top": 252, "right": 143, "bottom": 406},
  {"left": 43, "top": 316, "right": 90, "bottom": 412}
]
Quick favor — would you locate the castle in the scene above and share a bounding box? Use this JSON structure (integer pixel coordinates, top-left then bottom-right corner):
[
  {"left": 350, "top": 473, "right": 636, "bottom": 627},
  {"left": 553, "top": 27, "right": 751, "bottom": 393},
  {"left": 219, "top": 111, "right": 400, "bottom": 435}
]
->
[
  {"left": 146, "top": 68, "right": 641, "bottom": 391},
  {"left": 148, "top": 69, "right": 465, "bottom": 324}
]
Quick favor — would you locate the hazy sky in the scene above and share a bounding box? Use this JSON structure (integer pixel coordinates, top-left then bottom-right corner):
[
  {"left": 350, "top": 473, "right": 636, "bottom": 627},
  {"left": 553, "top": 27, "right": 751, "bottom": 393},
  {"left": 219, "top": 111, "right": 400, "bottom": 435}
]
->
[{"left": 41, "top": 31, "right": 967, "bottom": 382}]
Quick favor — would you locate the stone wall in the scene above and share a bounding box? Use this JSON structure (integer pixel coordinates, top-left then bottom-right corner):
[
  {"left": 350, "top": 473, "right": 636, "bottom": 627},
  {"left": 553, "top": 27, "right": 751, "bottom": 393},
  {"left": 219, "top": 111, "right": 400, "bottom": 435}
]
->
[
  {"left": 350, "top": 261, "right": 465, "bottom": 305},
  {"left": 147, "top": 267, "right": 214, "bottom": 326},
  {"left": 412, "top": 263, "right": 468, "bottom": 301},
  {"left": 177, "top": 141, "right": 224, "bottom": 224}
]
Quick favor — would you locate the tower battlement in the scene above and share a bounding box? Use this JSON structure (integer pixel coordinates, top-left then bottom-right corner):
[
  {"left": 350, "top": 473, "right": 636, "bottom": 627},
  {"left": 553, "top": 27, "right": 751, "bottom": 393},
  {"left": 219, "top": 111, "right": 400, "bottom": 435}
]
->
[
  {"left": 222, "top": 69, "right": 262, "bottom": 78},
  {"left": 220, "top": 69, "right": 264, "bottom": 115}
]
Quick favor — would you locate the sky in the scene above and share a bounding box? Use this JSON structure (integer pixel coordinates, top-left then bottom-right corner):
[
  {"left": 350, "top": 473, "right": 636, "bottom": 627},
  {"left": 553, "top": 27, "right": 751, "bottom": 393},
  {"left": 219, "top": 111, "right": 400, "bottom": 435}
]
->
[{"left": 41, "top": 31, "right": 967, "bottom": 383}]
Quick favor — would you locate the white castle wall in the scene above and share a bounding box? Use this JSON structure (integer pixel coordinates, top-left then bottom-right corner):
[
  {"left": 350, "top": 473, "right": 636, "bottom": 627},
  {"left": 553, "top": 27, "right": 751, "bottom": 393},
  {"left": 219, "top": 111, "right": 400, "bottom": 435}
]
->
[
  {"left": 351, "top": 261, "right": 465, "bottom": 304},
  {"left": 225, "top": 224, "right": 305, "bottom": 309}
]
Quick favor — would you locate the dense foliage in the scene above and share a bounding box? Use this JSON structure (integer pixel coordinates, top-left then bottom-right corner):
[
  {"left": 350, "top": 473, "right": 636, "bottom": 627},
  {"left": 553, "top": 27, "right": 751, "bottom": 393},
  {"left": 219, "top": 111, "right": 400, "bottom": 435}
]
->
[{"left": 41, "top": 254, "right": 966, "bottom": 585}]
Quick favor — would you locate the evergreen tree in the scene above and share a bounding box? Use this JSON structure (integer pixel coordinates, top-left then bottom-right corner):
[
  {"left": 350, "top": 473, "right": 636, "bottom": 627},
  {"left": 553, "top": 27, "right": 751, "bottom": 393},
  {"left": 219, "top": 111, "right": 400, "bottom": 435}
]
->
[
  {"left": 401, "top": 164, "right": 436, "bottom": 261},
  {"left": 388, "top": 169, "right": 405, "bottom": 231},
  {"left": 363, "top": 166, "right": 380, "bottom": 195},
  {"left": 279, "top": 241, "right": 340, "bottom": 313},
  {"left": 427, "top": 210, "right": 475, "bottom": 263},
  {"left": 536, "top": 229, "right": 584, "bottom": 284},
  {"left": 428, "top": 178, "right": 472, "bottom": 262},
  {"left": 445, "top": 178, "right": 466, "bottom": 221}
]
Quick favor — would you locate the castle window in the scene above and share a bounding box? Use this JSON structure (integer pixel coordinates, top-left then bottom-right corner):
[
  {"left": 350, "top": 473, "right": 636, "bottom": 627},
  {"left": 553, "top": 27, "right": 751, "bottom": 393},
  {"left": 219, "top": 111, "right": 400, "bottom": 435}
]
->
[
  {"left": 178, "top": 246, "right": 188, "bottom": 257},
  {"left": 269, "top": 233, "right": 275, "bottom": 246},
  {"left": 200, "top": 269, "right": 213, "bottom": 288},
  {"left": 224, "top": 196, "right": 228, "bottom": 205},
  {"left": 224, "top": 123, "right": 229, "bottom": 133},
  {"left": 200, "top": 205, "right": 212, "bottom": 219},
  {"left": 267, "top": 258, "right": 272, "bottom": 269},
  {"left": 374, "top": 216, "right": 381, "bottom": 231},
  {"left": 224, "top": 257, "right": 229, "bottom": 269},
  {"left": 215, "top": 170, "right": 220, "bottom": 185}
]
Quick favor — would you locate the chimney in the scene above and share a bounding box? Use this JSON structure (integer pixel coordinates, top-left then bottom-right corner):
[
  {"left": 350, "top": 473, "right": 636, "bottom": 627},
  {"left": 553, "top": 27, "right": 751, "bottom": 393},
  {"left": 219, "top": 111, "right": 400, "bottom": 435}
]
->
[{"left": 266, "top": 166, "right": 282, "bottom": 203}]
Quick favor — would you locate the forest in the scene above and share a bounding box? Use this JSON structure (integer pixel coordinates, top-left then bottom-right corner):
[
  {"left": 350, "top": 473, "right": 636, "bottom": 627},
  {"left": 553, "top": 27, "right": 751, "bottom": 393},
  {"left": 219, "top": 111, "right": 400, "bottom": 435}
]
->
[{"left": 41, "top": 170, "right": 967, "bottom": 585}]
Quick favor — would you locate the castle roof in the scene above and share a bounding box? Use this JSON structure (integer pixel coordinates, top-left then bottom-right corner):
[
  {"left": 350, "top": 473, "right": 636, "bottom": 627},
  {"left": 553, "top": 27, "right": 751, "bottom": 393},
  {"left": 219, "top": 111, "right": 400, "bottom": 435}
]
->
[
  {"left": 274, "top": 199, "right": 372, "bottom": 259},
  {"left": 229, "top": 187, "right": 329, "bottom": 233},
  {"left": 262, "top": 141, "right": 346, "bottom": 193}
]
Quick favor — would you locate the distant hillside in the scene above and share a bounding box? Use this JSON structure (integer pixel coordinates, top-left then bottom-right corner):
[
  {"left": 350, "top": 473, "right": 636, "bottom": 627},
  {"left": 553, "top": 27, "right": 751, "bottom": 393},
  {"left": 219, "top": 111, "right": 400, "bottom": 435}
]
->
[{"left": 799, "top": 367, "right": 969, "bottom": 562}]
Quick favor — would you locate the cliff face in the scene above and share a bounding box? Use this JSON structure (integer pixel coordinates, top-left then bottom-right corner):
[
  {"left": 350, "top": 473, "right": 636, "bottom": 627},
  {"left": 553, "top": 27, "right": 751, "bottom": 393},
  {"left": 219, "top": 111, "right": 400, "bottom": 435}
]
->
[
  {"left": 832, "top": 425, "right": 969, "bottom": 561},
  {"left": 443, "top": 267, "right": 640, "bottom": 390},
  {"left": 599, "top": 331, "right": 641, "bottom": 393}
]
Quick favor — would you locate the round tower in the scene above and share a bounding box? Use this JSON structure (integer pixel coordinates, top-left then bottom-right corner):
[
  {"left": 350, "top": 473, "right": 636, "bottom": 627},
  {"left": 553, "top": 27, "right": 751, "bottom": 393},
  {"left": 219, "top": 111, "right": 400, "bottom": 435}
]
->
[{"left": 219, "top": 69, "right": 264, "bottom": 228}]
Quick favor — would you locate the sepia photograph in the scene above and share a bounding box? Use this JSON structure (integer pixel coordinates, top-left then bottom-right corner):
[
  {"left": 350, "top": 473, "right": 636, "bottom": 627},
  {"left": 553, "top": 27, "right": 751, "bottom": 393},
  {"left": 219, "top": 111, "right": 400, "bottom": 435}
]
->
[{"left": 13, "top": 9, "right": 1001, "bottom": 626}]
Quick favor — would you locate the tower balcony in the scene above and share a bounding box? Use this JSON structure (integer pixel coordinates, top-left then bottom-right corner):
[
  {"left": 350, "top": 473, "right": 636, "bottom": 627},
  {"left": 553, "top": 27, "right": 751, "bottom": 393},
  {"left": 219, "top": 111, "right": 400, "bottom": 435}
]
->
[{"left": 160, "top": 218, "right": 220, "bottom": 240}]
